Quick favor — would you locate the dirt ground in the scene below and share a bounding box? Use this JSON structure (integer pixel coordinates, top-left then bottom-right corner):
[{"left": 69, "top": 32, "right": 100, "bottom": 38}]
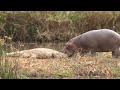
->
[{"left": 2, "top": 52, "right": 120, "bottom": 79}]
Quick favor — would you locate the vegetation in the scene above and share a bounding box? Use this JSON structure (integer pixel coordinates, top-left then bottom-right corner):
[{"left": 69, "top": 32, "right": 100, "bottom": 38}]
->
[
  {"left": 0, "top": 11, "right": 120, "bottom": 42},
  {"left": 0, "top": 11, "right": 120, "bottom": 79},
  {"left": 1, "top": 53, "right": 120, "bottom": 79}
]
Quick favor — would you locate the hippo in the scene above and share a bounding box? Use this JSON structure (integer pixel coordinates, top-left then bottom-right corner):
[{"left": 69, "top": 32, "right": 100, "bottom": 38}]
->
[{"left": 62, "top": 29, "right": 120, "bottom": 58}]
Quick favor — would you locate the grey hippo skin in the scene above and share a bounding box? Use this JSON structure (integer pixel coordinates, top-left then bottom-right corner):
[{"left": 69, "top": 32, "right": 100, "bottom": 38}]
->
[{"left": 62, "top": 29, "right": 120, "bottom": 58}]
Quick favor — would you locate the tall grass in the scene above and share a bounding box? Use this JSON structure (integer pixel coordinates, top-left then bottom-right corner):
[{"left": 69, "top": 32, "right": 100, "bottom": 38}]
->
[
  {"left": 0, "top": 11, "right": 120, "bottom": 43},
  {"left": 0, "top": 38, "right": 25, "bottom": 79}
]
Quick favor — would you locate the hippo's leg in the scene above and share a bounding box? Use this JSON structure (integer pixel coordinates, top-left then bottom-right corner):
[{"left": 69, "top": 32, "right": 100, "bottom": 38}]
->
[
  {"left": 79, "top": 50, "right": 88, "bottom": 56},
  {"left": 90, "top": 51, "right": 96, "bottom": 56},
  {"left": 112, "top": 49, "right": 120, "bottom": 58}
]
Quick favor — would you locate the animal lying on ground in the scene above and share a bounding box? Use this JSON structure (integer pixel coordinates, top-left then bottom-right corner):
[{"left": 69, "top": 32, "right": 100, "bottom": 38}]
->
[
  {"left": 62, "top": 29, "right": 120, "bottom": 58},
  {"left": 6, "top": 48, "right": 67, "bottom": 59}
]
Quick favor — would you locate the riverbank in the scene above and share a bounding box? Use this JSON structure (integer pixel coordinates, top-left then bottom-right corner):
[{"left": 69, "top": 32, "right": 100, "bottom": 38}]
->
[{"left": 1, "top": 53, "right": 120, "bottom": 79}]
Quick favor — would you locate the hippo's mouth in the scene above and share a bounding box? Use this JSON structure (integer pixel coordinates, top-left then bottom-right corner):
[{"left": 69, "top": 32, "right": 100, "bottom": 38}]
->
[
  {"left": 62, "top": 48, "right": 75, "bottom": 57},
  {"left": 62, "top": 51, "right": 74, "bottom": 57},
  {"left": 68, "top": 54, "right": 73, "bottom": 57},
  {"left": 67, "top": 52, "right": 75, "bottom": 57}
]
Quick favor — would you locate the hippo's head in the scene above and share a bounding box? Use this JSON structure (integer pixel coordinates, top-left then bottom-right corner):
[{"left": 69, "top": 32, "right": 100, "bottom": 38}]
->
[{"left": 62, "top": 40, "right": 78, "bottom": 57}]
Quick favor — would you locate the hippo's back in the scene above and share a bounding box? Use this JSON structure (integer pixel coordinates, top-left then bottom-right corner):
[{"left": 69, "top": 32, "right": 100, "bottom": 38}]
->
[
  {"left": 78, "top": 29, "right": 120, "bottom": 52},
  {"left": 82, "top": 29, "right": 120, "bottom": 37}
]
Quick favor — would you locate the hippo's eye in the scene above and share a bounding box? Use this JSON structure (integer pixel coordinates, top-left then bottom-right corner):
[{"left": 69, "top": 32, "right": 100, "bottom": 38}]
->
[
  {"left": 66, "top": 45, "right": 73, "bottom": 50},
  {"left": 66, "top": 45, "right": 70, "bottom": 49}
]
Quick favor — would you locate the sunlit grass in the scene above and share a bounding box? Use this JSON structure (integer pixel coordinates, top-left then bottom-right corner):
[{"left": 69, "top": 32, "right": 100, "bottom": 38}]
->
[{"left": 1, "top": 52, "right": 119, "bottom": 79}]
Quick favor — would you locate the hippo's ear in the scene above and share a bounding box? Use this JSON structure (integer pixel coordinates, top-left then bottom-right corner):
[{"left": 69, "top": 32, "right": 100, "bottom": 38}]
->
[
  {"left": 65, "top": 41, "right": 72, "bottom": 45},
  {"left": 65, "top": 42, "right": 69, "bottom": 45},
  {"left": 65, "top": 43, "right": 70, "bottom": 46}
]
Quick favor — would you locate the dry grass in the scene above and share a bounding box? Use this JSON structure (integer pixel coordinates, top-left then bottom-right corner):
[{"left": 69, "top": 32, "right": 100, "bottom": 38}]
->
[
  {"left": 1, "top": 52, "right": 120, "bottom": 79},
  {"left": 1, "top": 11, "right": 120, "bottom": 42}
]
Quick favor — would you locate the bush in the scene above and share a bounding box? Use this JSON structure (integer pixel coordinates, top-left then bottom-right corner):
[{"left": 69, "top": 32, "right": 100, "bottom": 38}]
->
[{"left": 0, "top": 11, "right": 120, "bottom": 42}]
